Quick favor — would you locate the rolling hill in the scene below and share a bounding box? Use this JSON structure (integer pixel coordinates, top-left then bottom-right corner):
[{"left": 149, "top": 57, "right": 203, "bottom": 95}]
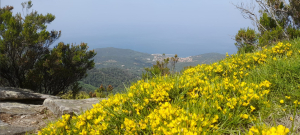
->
[
  {"left": 80, "top": 47, "right": 226, "bottom": 92},
  {"left": 92, "top": 47, "right": 154, "bottom": 75},
  {"left": 92, "top": 47, "right": 225, "bottom": 74}
]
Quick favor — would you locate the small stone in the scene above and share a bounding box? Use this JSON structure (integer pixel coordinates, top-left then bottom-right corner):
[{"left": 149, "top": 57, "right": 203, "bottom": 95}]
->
[
  {"left": 20, "top": 115, "right": 26, "bottom": 118},
  {"left": 31, "top": 120, "right": 39, "bottom": 124}
]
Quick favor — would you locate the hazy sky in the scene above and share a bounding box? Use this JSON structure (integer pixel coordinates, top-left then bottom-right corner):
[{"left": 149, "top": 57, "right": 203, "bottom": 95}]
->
[{"left": 3, "top": 0, "right": 253, "bottom": 57}]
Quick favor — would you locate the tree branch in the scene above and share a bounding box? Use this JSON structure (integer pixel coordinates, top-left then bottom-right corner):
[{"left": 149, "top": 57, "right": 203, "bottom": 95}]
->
[
  {"left": 232, "top": 2, "right": 267, "bottom": 32},
  {"left": 260, "top": 0, "right": 289, "bottom": 38}
]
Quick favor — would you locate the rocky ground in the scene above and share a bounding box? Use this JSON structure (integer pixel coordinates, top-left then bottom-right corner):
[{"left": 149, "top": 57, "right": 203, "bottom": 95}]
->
[
  {"left": 0, "top": 105, "right": 58, "bottom": 135},
  {"left": 0, "top": 87, "right": 105, "bottom": 135}
]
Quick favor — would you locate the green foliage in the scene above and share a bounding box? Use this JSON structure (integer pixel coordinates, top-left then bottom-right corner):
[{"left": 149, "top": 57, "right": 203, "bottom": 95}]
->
[
  {"left": 0, "top": 3, "right": 60, "bottom": 87},
  {"left": 143, "top": 59, "right": 169, "bottom": 79},
  {"left": 247, "top": 38, "right": 300, "bottom": 100},
  {"left": 81, "top": 67, "right": 139, "bottom": 94},
  {"left": 258, "top": 26, "right": 284, "bottom": 47},
  {"left": 59, "top": 84, "right": 107, "bottom": 99},
  {"left": 0, "top": 1, "right": 96, "bottom": 95},
  {"left": 235, "top": 0, "right": 300, "bottom": 53},
  {"left": 78, "top": 81, "right": 98, "bottom": 92},
  {"left": 290, "top": 0, "right": 300, "bottom": 27},
  {"left": 25, "top": 42, "right": 96, "bottom": 95},
  {"left": 59, "top": 90, "right": 90, "bottom": 99},
  {"left": 95, "top": 91, "right": 107, "bottom": 98},
  {"left": 287, "top": 26, "right": 300, "bottom": 39},
  {"left": 142, "top": 54, "right": 178, "bottom": 80},
  {"left": 169, "top": 54, "right": 179, "bottom": 74},
  {"left": 95, "top": 84, "right": 105, "bottom": 93},
  {"left": 70, "top": 82, "right": 81, "bottom": 99},
  {"left": 107, "top": 84, "right": 114, "bottom": 92},
  {"left": 259, "top": 12, "right": 278, "bottom": 30},
  {"left": 94, "top": 84, "right": 109, "bottom": 98},
  {"left": 235, "top": 27, "right": 257, "bottom": 53}
]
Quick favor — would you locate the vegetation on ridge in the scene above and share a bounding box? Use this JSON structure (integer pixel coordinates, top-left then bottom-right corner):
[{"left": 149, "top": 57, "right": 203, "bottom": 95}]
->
[
  {"left": 234, "top": 0, "right": 300, "bottom": 53},
  {"left": 38, "top": 38, "right": 300, "bottom": 134},
  {"left": 80, "top": 67, "right": 140, "bottom": 94}
]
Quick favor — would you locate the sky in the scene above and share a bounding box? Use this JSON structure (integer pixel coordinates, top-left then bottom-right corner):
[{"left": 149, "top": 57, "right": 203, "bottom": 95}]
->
[{"left": 2, "top": 0, "right": 254, "bottom": 57}]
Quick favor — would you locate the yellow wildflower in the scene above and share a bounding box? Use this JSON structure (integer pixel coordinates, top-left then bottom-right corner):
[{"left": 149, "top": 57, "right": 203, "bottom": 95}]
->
[{"left": 280, "top": 100, "right": 284, "bottom": 104}]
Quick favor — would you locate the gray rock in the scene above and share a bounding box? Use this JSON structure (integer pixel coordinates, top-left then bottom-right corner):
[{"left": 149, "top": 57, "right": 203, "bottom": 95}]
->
[
  {"left": 0, "top": 87, "right": 110, "bottom": 134},
  {"left": 0, "top": 120, "right": 8, "bottom": 127},
  {"left": 43, "top": 98, "right": 107, "bottom": 116},
  {"left": 0, "top": 86, "right": 60, "bottom": 102},
  {"left": 0, "top": 124, "right": 36, "bottom": 135},
  {"left": 0, "top": 102, "right": 47, "bottom": 115}
]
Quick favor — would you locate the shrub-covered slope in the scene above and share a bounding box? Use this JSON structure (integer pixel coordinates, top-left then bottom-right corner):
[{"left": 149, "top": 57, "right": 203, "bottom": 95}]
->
[
  {"left": 80, "top": 67, "right": 140, "bottom": 94},
  {"left": 38, "top": 38, "right": 300, "bottom": 135}
]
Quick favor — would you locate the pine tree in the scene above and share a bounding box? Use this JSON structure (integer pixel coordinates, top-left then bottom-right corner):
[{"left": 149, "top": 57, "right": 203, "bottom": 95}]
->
[{"left": 0, "top": 1, "right": 96, "bottom": 95}]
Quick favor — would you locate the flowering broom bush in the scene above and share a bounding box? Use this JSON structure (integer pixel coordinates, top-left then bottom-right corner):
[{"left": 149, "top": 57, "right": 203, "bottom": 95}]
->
[{"left": 38, "top": 39, "right": 300, "bottom": 135}]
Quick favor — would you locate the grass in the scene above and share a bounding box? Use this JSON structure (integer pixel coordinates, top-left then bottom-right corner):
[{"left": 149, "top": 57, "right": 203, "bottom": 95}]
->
[{"left": 37, "top": 38, "right": 300, "bottom": 135}]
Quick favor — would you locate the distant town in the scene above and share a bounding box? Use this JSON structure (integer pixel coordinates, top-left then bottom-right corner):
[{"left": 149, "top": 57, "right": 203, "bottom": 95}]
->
[{"left": 151, "top": 54, "right": 193, "bottom": 62}]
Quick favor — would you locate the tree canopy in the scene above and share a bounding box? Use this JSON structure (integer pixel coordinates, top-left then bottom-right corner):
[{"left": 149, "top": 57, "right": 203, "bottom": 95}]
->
[
  {"left": 0, "top": 1, "right": 96, "bottom": 95},
  {"left": 234, "top": 0, "right": 300, "bottom": 53}
]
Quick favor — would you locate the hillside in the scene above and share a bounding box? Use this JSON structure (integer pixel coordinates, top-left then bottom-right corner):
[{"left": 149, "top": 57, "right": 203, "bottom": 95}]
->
[
  {"left": 40, "top": 39, "right": 300, "bottom": 134},
  {"left": 79, "top": 48, "right": 225, "bottom": 93},
  {"left": 92, "top": 47, "right": 225, "bottom": 74},
  {"left": 92, "top": 47, "right": 154, "bottom": 75},
  {"left": 80, "top": 67, "right": 140, "bottom": 93},
  {"left": 80, "top": 48, "right": 225, "bottom": 93}
]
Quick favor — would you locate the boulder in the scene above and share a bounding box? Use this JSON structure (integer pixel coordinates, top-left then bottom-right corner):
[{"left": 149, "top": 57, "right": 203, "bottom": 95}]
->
[
  {"left": 0, "top": 125, "right": 36, "bottom": 135},
  {"left": 0, "top": 86, "right": 108, "bottom": 134},
  {"left": 0, "top": 103, "right": 58, "bottom": 135},
  {"left": 43, "top": 98, "right": 107, "bottom": 117},
  {"left": 0, "top": 102, "right": 47, "bottom": 115},
  {"left": 0, "top": 87, "right": 60, "bottom": 104}
]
